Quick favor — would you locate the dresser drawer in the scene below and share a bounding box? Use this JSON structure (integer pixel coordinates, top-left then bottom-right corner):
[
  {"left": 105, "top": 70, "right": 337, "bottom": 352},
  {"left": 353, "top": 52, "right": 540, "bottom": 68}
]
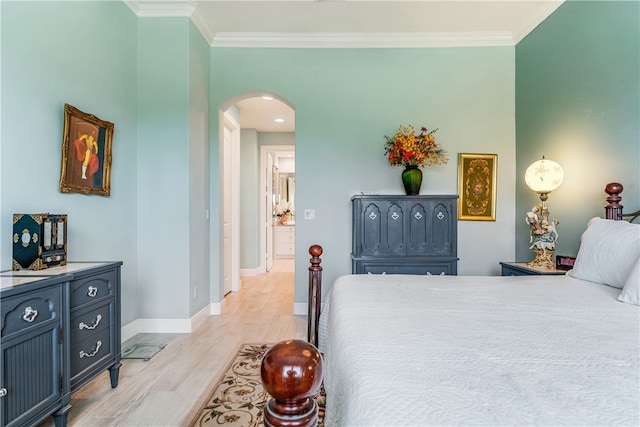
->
[
  {"left": 1, "top": 286, "right": 61, "bottom": 338},
  {"left": 70, "top": 328, "right": 114, "bottom": 378},
  {"left": 70, "top": 301, "right": 113, "bottom": 344},
  {"left": 70, "top": 270, "right": 116, "bottom": 308},
  {"left": 354, "top": 259, "right": 457, "bottom": 275}
]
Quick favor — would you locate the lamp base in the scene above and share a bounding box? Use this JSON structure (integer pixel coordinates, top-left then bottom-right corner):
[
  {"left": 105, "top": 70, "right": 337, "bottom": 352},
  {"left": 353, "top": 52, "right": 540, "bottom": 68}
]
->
[{"left": 528, "top": 250, "right": 555, "bottom": 269}]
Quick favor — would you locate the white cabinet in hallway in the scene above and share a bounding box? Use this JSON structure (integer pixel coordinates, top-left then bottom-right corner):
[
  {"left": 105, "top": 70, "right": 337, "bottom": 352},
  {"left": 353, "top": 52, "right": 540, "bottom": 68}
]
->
[{"left": 275, "top": 225, "right": 295, "bottom": 258}]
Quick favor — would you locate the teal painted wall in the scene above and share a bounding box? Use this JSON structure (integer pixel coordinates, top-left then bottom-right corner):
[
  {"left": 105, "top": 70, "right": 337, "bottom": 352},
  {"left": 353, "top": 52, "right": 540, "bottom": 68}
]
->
[
  {"left": 516, "top": 0, "right": 640, "bottom": 262},
  {"left": 0, "top": 1, "right": 140, "bottom": 325},
  {"left": 188, "top": 22, "right": 211, "bottom": 317},
  {"left": 136, "top": 17, "right": 192, "bottom": 319},
  {"left": 210, "top": 47, "right": 518, "bottom": 304}
]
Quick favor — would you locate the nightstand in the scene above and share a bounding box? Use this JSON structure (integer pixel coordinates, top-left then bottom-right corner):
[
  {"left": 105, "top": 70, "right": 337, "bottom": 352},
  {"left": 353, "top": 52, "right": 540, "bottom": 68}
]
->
[{"left": 500, "top": 262, "right": 567, "bottom": 276}]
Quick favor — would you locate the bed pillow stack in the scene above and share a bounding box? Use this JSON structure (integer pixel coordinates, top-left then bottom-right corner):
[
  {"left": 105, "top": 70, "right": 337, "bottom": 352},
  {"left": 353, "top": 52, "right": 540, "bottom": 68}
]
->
[{"left": 568, "top": 217, "right": 640, "bottom": 305}]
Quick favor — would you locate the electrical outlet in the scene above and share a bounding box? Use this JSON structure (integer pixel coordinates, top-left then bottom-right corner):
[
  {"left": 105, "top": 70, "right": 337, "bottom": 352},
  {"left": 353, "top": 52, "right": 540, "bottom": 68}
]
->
[
  {"left": 304, "top": 209, "right": 315, "bottom": 220},
  {"left": 193, "top": 286, "right": 198, "bottom": 300}
]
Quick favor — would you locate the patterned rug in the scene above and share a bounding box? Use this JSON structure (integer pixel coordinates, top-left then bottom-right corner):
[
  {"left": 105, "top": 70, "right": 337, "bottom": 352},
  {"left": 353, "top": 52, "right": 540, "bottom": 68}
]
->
[{"left": 189, "top": 343, "right": 325, "bottom": 427}]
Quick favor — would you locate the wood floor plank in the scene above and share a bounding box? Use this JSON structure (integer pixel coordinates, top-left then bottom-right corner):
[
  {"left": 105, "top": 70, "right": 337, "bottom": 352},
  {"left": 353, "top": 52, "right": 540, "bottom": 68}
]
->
[{"left": 38, "top": 259, "right": 303, "bottom": 427}]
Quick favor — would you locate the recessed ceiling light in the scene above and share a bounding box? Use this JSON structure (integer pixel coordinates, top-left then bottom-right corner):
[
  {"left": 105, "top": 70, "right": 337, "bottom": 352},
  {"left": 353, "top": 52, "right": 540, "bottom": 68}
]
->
[
  {"left": 262, "top": 96, "right": 274, "bottom": 101},
  {"left": 275, "top": 118, "right": 285, "bottom": 123}
]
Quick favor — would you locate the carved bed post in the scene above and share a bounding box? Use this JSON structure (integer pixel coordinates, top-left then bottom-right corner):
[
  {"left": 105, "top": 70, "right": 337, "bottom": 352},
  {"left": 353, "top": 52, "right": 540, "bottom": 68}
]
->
[
  {"left": 260, "top": 339, "right": 324, "bottom": 427},
  {"left": 308, "top": 245, "right": 323, "bottom": 347},
  {"left": 605, "top": 182, "right": 623, "bottom": 220}
]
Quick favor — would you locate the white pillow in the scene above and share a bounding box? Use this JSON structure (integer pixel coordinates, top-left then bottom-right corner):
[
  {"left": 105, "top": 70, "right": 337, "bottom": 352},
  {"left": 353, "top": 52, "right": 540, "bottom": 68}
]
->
[
  {"left": 568, "top": 217, "right": 640, "bottom": 289},
  {"left": 618, "top": 257, "right": 640, "bottom": 305}
]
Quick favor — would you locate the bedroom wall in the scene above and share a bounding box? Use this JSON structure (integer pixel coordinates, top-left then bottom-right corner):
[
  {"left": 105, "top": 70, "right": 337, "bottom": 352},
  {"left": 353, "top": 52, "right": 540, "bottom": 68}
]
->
[
  {"left": 210, "top": 47, "right": 517, "bottom": 307},
  {"left": 0, "top": 1, "right": 140, "bottom": 325},
  {"left": 515, "top": 0, "right": 640, "bottom": 261},
  {"left": 1, "top": 2, "right": 211, "bottom": 333}
]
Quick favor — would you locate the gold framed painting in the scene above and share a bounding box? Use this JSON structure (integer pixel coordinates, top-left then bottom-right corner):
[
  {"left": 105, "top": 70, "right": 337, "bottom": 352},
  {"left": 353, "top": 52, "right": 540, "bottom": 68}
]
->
[
  {"left": 458, "top": 153, "right": 497, "bottom": 221},
  {"left": 59, "top": 103, "right": 114, "bottom": 196}
]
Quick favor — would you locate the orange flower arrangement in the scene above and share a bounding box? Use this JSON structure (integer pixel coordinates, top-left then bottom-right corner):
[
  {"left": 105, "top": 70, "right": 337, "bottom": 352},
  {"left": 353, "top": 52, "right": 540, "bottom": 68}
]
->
[{"left": 384, "top": 125, "right": 448, "bottom": 168}]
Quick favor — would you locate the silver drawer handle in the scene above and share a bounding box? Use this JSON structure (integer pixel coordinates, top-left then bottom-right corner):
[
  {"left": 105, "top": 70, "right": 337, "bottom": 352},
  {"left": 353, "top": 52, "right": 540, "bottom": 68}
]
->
[
  {"left": 391, "top": 212, "right": 399, "bottom": 220},
  {"left": 414, "top": 212, "right": 423, "bottom": 220},
  {"left": 87, "top": 286, "right": 98, "bottom": 297},
  {"left": 437, "top": 212, "right": 445, "bottom": 220},
  {"left": 0, "top": 388, "right": 7, "bottom": 398},
  {"left": 79, "top": 340, "right": 102, "bottom": 358},
  {"left": 368, "top": 212, "right": 377, "bottom": 220},
  {"left": 22, "top": 306, "right": 38, "bottom": 323},
  {"left": 79, "top": 314, "right": 102, "bottom": 330}
]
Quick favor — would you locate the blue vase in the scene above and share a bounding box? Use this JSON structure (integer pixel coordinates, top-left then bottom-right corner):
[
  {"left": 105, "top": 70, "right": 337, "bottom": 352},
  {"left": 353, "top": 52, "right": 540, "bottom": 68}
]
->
[{"left": 402, "top": 166, "right": 422, "bottom": 195}]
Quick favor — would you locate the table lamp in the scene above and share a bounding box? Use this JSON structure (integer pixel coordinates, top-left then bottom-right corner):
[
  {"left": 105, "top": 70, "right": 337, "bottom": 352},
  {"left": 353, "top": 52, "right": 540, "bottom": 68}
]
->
[{"left": 524, "top": 156, "right": 564, "bottom": 269}]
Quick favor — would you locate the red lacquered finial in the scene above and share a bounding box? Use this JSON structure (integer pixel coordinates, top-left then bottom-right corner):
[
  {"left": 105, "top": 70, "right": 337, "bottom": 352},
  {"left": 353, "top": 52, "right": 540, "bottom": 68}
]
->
[
  {"left": 261, "top": 339, "right": 324, "bottom": 427},
  {"left": 309, "top": 245, "right": 323, "bottom": 259}
]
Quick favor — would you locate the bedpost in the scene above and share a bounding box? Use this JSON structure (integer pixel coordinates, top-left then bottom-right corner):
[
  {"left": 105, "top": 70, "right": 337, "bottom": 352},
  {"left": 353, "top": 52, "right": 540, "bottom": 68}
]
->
[
  {"left": 605, "top": 182, "right": 623, "bottom": 220},
  {"left": 261, "top": 339, "right": 324, "bottom": 427},
  {"left": 308, "top": 245, "right": 323, "bottom": 347}
]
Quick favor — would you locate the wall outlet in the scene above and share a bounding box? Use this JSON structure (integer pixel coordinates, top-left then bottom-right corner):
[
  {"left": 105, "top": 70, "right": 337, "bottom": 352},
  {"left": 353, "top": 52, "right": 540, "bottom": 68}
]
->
[
  {"left": 304, "top": 209, "right": 315, "bottom": 220},
  {"left": 193, "top": 286, "right": 198, "bottom": 300}
]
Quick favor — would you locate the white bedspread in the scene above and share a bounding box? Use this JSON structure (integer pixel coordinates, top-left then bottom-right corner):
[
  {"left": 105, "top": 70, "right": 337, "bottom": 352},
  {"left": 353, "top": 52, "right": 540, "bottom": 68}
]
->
[{"left": 318, "top": 274, "right": 640, "bottom": 426}]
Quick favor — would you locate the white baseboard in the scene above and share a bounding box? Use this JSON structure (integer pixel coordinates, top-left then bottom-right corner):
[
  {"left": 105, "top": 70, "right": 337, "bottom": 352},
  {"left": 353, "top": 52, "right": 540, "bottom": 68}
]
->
[
  {"left": 121, "top": 302, "right": 224, "bottom": 343},
  {"left": 240, "top": 267, "right": 259, "bottom": 277},
  {"left": 210, "top": 299, "right": 224, "bottom": 315},
  {"left": 293, "top": 302, "right": 308, "bottom": 316}
]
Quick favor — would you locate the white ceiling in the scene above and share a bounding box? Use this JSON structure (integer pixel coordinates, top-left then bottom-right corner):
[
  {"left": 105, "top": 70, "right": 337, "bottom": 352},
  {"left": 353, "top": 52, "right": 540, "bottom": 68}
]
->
[
  {"left": 125, "top": 0, "right": 565, "bottom": 132},
  {"left": 235, "top": 96, "right": 296, "bottom": 133}
]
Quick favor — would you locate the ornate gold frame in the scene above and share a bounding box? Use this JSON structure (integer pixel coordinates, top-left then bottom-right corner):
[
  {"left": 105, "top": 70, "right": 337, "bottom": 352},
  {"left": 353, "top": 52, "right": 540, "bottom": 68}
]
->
[
  {"left": 457, "top": 153, "right": 497, "bottom": 221},
  {"left": 59, "top": 103, "right": 114, "bottom": 196}
]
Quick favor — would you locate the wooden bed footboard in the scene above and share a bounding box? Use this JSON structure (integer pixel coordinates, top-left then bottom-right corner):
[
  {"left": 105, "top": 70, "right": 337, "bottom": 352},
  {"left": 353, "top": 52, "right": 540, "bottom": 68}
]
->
[{"left": 307, "top": 245, "right": 323, "bottom": 347}]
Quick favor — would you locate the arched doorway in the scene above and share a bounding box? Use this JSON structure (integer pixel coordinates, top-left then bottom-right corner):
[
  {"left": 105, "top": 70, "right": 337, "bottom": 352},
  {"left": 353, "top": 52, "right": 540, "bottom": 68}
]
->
[{"left": 219, "top": 93, "right": 295, "bottom": 296}]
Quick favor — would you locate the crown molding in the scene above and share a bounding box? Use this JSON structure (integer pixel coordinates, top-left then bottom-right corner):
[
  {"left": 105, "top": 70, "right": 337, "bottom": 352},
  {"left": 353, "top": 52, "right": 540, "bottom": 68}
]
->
[
  {"left": 513, "top": 0, "right": 564, "bottom": 44},
  {"left": 123, "top": 1, "right": 197, "bottom": 17},
  {"left": 122, "top": 1, "right": 562, "bottom": 48},
  {"left": 210, "top": 31, "right": 516, "bottom": 48}
]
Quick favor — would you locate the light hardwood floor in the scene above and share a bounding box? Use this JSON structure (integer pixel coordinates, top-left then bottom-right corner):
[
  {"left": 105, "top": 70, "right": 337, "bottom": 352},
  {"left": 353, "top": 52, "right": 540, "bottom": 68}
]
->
[{"left": 41, "top": 259, "right": 304, "bottom": 427}]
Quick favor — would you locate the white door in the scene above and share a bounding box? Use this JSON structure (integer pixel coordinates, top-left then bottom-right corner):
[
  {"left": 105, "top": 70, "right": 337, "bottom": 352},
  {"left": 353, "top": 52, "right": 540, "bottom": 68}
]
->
[{"left": 223, "top": 124, "right": 232, "bottom": 295}]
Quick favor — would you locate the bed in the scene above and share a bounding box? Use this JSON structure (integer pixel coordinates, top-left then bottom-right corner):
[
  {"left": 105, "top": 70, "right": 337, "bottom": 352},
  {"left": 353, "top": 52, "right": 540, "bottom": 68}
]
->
[{"left": 261, "top": 183, "right": 640, "bottom": 427}]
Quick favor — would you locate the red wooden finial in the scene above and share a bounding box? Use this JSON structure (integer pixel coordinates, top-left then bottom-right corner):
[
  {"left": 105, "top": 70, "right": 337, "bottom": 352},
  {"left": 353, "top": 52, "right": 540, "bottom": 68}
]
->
[
  {"left": 261, "top": 339, "right": 324, "bottom": 427},
  {"left": 604, "top": 182, "right": 623, "bottom": 220}
]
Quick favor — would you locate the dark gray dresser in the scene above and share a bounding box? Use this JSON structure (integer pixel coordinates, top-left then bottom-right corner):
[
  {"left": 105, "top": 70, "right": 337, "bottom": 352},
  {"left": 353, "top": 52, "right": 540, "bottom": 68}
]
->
[
  {"left": 0, "top": 262, "right": 122, "bottom": 427},
  {"left": 352, "top": 195, "right": 458, "bottom": 275}
]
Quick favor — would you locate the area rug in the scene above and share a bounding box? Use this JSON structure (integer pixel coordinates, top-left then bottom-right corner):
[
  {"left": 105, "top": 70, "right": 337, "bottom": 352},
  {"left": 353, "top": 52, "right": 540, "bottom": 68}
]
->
[{"left": 189, "top": 343, "right": 325, "bottom": 427}]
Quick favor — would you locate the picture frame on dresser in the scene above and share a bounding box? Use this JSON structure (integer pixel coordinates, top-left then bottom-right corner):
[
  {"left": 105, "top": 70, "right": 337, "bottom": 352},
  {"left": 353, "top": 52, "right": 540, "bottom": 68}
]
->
[
  {"left": 59, "top": 103, "right": 114, "bottom": 197},
  {"left": 457, "top": 153, "right": 497, "bottom": 221}
]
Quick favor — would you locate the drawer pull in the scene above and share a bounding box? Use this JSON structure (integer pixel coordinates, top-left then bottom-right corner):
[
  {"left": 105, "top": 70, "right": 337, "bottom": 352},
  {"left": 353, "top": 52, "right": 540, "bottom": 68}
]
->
[
  {"left": 0, "top": 388, "right": 7, "bottom": 398},
  {"left": 79, "top": 340, "right": 102, "bottom": 358},
  {"left": 414, "top": 212, "right": 423, "bottom": 220},
  {"left": 437, "top": 212, "right": 445, "bottom": 220},
  {"left": 391, "top": 212, "right": 400, "bottom": 220},
  {"left": 368, "top": 212, "right": 377, "bottom": 220},
  {"left": 79, "top": 314, "right": 102, "bottom": 330},
  {"left": 87, "top": 286, "right": 98, "bottom": 298},
  {"left": 22, "top": 306, "right": 38, "bottom": 323}
]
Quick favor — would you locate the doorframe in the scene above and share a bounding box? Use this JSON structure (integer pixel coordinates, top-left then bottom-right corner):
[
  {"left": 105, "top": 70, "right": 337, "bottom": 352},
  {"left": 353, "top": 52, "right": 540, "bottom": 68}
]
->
[
  {"left": 259, "top": 145, "right": 295, "bottom": 273},
  {"left": 222, "top": 112, "right": 241, "bottom": 292}
]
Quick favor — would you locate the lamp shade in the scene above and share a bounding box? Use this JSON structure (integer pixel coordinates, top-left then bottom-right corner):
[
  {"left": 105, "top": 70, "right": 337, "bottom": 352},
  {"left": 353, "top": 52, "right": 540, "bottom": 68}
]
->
[{"left": 525, "top": 157, "right": 564, "bottom": 194}]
